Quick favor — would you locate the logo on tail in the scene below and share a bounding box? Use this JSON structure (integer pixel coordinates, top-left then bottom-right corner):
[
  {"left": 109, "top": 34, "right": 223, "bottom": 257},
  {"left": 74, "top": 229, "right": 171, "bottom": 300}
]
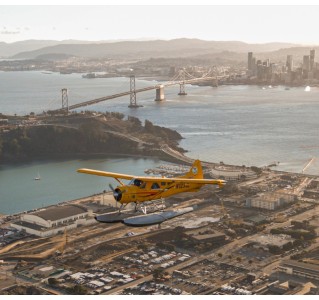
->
[
  {"left": 192, "top": 167, "right": 198, "bottom": 175},
  {"left": 183, "top": 160, "right": 203, "bottom": 179}
]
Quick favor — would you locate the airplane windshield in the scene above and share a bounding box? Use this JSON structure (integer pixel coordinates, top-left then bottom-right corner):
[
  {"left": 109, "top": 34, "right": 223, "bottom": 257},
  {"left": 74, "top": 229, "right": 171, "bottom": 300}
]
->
[{"left": 129, "top": 178, "right": 143, "bottom": 187}]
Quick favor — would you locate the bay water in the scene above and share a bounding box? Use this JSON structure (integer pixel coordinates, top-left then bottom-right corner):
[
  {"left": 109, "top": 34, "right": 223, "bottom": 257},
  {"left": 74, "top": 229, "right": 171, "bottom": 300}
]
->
[{"left": 1, "top": 71, "right": 319, "bottom": 214}]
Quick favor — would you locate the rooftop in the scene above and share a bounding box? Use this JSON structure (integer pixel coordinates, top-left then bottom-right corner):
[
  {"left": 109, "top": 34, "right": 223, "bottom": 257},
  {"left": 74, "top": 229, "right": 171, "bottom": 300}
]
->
[
  {"left": 245, "top": 215, "right": 267, "bottom": 224},
  {"left": 281, "top": 259, "right": 319, "bottom": 273},
  {"left": 253, "top": 234, "right": 294, "bottom": 247},
  {"left": 188, "top": 232, "right": 226, "bottom": 241},
  {"left": 29, "top": 204, "right": 88, "bottom": 221},
  {"left": 12, "top": 220, "right": 46, "bottom": 231}
]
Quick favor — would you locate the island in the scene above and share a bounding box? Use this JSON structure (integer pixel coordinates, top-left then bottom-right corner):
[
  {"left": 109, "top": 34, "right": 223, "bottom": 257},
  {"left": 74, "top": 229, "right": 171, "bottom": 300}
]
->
[{"left": 0, "top": 111, "right": 185, "bottom": 164}]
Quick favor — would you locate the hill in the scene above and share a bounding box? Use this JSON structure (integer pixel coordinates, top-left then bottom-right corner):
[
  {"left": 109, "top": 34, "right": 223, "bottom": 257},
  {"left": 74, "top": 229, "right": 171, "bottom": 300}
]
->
[
  {"left": 11, "top": 39, "right": 299, "bottom": 60},
  {"left": 254, "top": 46, "right": 319, "bottom": 64},
  {"left": 0, "top": 112, "right": 184, "bottom": 163},
  {"left": 0, "top": 39, "right": 101, "bottom": 58}
]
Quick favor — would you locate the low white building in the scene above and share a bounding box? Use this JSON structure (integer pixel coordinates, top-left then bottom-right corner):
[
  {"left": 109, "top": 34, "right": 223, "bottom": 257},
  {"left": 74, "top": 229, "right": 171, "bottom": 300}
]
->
[
  {"left": 250, "top": 197, "right": 278, "bottom": 210},
  {"left": 251, "top": 234, "right": 294, "bottom": 251},
  {"left": 11, "top": 204, "right": 93, "bottom": 237},
  {"left": 248, "top": 191, "right": 295, "bottom": 210}
]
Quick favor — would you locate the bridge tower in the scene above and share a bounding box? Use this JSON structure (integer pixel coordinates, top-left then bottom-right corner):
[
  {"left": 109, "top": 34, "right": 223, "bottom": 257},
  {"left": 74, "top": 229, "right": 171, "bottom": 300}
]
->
[
  {"left": 128, "top": 75, "right": 142, "bottom": 108},
  {"left": 61, "top": 88, "right": 69, "bottom": 114},
  {"left": 178, "top": 83, "right": 187, "bottom": 95},
  {"left": 178, "top": 69, "right": 187, "bottom": 95}
]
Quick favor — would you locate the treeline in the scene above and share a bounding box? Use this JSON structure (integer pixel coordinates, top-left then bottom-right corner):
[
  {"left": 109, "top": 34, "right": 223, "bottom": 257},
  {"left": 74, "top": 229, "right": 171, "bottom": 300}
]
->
[
  {"left": 0, "top": 125, "right": 135, "bottom": 162},
  {"left": 144, "top": 119, "right": 183, "bottom": 142}
]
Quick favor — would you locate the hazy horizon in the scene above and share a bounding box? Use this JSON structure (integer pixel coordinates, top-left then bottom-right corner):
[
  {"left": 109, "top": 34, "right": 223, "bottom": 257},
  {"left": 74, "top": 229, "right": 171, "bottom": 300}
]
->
[
  {"left": 1, "top": 5, "right": 319, "bottom": 44},
  {"left": 0, "top": 37, "right": 315, "bottom": 46}
]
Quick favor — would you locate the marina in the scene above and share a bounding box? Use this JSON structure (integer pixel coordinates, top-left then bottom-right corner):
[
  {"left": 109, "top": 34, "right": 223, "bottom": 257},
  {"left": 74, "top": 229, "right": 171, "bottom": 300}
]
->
[{"left": 145, "top": 164, "right": 191, "bottom": 176}]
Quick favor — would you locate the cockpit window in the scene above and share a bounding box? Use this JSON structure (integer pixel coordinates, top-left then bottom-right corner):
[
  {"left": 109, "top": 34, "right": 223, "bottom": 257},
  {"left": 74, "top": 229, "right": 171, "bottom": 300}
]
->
[{"left": 130, "top": 178, "right": 143, "bottom": 187}]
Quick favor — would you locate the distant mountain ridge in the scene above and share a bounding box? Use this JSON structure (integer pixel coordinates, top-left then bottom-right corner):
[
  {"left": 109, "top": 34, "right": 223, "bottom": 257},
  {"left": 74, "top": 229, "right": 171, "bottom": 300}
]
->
[
  {"left": 0, "top": 39, "right": 149, "bottom": 58},
  {"left": 255, "top": 46, "right": 319, "bottom": 62},
  {"left": 0, "top": 39, "right": 99, "bottom": 58},
  {"left": 7, "top": 38, "right": 301, "bottom": 60}
]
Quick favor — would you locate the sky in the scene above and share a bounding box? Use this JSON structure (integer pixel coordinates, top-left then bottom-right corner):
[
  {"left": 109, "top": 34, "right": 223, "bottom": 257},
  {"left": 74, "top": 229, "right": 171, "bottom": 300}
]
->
[{"left": 1, "top": 3, "right": 319, "bottom": 44}]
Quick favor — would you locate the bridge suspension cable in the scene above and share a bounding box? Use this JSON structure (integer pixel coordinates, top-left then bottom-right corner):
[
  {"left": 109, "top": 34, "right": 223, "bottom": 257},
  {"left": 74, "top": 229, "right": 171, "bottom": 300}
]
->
[
  {"left": 51, "top": 67, "right": 229, "bottom": 112},
  {"left": 40, "top": 95, "right": 61, "bottom": 113}
]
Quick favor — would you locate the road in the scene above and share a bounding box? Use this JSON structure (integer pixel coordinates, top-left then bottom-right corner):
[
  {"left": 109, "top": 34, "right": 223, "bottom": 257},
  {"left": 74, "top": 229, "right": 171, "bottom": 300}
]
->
[{"left": 104, "top": 130, "right": 154, "bottom": 146}]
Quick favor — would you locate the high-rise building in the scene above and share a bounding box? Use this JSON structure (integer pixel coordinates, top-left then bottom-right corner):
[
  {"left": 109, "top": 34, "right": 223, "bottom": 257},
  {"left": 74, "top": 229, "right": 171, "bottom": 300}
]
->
[
  {"left": 286, "top": 55, "right": 293, "bottom": 72},
  {"left": 310, "top": 49, "right": 315, "bottom": 71},
  {"left": 263, "top": 59, "right": 270, "bottom": 67},
  {"left": 303, "top": 55, "right": 310, "bottom": 73},
  {"left": 252, "top": 57, "right": 256, "bottom": 65},
  {"left": 248, "top": 52, "right": 253, "bottom": 71}
]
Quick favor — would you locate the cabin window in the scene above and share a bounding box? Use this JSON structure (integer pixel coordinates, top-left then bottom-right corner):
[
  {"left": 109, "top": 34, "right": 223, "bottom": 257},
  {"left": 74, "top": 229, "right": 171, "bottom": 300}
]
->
[
  {"left": 161, "top": 182, "right": 166, "bottom": 186},
  {"left": 140, "top": 182, "right": 146, "bottom": 189},
  {"left": 151, "top": 182, "right": 160, "bottom": 189}
]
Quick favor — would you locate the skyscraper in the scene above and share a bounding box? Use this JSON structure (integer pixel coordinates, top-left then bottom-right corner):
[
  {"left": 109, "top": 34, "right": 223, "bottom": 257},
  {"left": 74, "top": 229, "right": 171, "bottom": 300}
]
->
[
  {"left": 303, "top": 55, "right": 310, "bottom": 73},
  {"left": 248, "top": 52, "right": 253, "bottom": 71},
  {"left": 286, "top": 55, "right": 293, "bottom": 72},
  {"left": 310, "top": 49, "right": 315, "bottom": 71}
]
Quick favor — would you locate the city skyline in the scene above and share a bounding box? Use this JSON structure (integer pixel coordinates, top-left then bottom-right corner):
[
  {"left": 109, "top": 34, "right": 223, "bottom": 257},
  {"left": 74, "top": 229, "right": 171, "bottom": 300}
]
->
[{"left": 1, "top": 4, "right": 319, "bottom": 44}]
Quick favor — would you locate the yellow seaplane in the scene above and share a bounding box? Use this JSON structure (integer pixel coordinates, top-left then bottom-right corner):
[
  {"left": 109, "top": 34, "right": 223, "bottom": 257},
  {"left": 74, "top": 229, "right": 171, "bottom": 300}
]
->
[{"left": 77, "top": 160, "right": 225, "bottom": 226}]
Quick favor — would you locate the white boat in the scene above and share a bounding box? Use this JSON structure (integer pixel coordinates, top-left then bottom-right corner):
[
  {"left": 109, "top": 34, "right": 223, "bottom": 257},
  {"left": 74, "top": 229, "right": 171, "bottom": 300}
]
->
[{"left": 34, "top": 171, "right": 41, "bottom": 180}]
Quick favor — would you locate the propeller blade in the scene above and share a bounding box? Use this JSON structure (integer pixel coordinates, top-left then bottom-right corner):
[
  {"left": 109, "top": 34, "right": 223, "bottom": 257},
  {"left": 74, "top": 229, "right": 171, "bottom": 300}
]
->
[
  {"left": 109, "top": 183, "right": 115, "bottom": 192},
  {"left": 108, "top": 183, "right": 119, "bottom": 207}
]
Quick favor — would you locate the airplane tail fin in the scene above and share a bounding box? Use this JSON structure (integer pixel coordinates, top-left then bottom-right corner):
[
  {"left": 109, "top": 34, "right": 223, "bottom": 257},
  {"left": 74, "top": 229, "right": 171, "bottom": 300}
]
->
[{"left": 183, "top": 160, "right": 203, "bottom": 179}]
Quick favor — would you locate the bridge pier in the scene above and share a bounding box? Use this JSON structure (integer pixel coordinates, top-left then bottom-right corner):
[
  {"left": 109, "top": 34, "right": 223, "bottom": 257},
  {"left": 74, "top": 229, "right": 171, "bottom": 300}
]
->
[
  {"left": 178, "top": 82, "right": 187, "bottom": 95},
  {"left": 154, "top": 85, "right": 165, "bottom": 101}
]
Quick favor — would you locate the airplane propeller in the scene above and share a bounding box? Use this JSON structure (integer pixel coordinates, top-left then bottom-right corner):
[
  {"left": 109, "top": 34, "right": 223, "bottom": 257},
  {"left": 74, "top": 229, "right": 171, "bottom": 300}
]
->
[
  {"left": 109, "top": 183, "right": 122, "bottom": 202},
  {"left": 109, "top": 183, "right": 115, "bottom": 192}
]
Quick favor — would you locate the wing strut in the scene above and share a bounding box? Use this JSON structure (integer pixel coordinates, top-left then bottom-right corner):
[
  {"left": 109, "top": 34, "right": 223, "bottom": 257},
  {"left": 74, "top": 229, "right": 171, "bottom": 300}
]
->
[{"left": 114, "top": 178, "right": 125, "bottom": 186}]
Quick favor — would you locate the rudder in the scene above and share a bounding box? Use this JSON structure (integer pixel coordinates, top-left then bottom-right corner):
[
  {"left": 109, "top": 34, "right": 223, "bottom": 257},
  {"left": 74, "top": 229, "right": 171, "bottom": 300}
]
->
[{"left": 184, "top": 160, "right": 203, "bottom": 179}]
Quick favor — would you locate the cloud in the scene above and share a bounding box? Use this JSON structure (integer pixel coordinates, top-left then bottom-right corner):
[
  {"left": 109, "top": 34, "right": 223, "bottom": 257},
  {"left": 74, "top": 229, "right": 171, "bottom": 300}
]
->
[{"left": 1, "top": 30, "right": 20, "bottom": 35}]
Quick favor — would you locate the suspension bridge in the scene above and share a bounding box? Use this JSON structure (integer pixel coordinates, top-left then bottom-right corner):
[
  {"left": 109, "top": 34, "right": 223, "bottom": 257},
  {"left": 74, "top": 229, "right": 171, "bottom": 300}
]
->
[{"left": 54, "top": 68, "right": 228, "bottom": 113}]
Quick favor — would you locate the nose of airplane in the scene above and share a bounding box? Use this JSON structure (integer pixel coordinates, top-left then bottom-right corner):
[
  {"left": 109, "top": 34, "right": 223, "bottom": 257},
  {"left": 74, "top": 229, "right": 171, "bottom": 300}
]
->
[{"left": 113, "top": 188, "right": 122, "bottom": 202}]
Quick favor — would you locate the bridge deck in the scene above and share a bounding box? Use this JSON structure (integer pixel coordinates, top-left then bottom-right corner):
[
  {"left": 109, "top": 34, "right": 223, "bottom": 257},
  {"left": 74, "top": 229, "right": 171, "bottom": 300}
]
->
[{"left": 57, "top": 76, "right": 226, "bottom": 111}]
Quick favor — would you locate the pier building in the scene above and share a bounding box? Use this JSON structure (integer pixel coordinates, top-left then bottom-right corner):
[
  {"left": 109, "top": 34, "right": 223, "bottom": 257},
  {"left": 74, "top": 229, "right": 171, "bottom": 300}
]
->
[{"left": 11, "top": 204, "right": 93, "bottom": 237}]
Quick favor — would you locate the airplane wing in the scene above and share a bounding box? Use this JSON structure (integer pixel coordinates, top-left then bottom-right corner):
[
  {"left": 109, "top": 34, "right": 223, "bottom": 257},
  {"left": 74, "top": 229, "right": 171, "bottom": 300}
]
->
[
  {"left": 77, "top": 168, "right": 134, "bottom": 180},
  {"left": 135, "top": 177, "right": 225, "bottom": 185},
  {"left": 77, "top": 168, "right": 225, "bottom": 186}
]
